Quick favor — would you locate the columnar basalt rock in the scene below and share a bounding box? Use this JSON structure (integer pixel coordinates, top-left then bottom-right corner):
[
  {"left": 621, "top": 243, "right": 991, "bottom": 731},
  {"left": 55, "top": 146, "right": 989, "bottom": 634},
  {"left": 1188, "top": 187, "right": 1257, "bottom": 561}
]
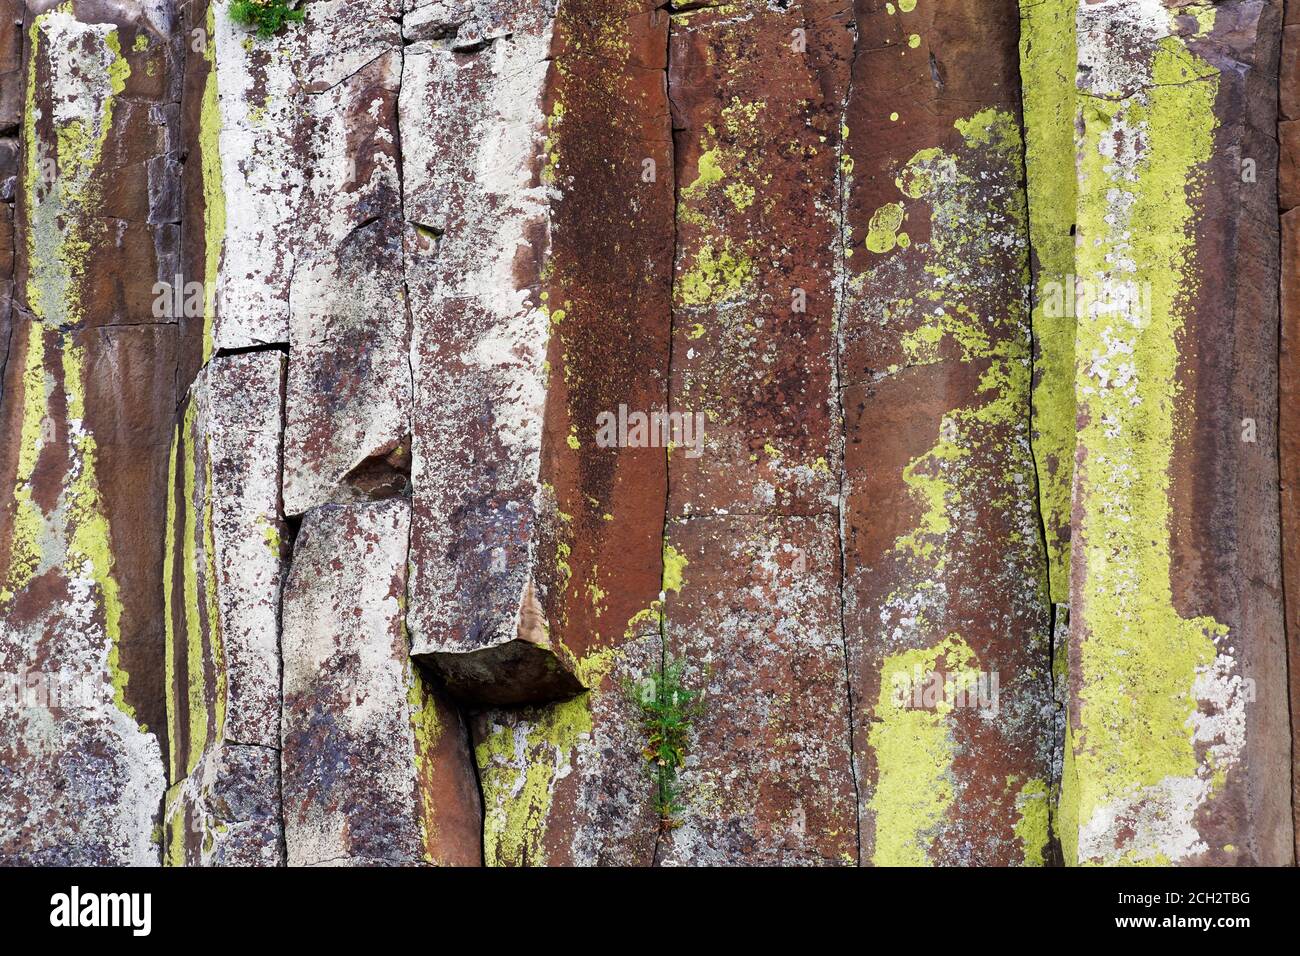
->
[
  {"left": 282, "top": 9, "right": 409, "bottom": 515},
  {"left": 1, "top": 0, "right": 1297, "bottom": 869},
  {"left": 658, "top": 0, "right": 858, "bottom": 866},
  {"left": 280, "top": 499, "right": 481, "bottom": 867},
  {"left": 1059, "top": 0, "right": 1292, "bottom": 866},
  {"left": 0, "top": 1, "right": 179, "bottom": 865},
  {"left": 401, "top": 2, "right": 586, "bottom": 706},
  {"left": 466, "top": 0, "right": 675, "bottom": 866},
  {"left": 841, "top": 0, "right": 1054, "bottom": 866},
  {"left": 162, "top": 352, "right": 287, "bottom": 866}
]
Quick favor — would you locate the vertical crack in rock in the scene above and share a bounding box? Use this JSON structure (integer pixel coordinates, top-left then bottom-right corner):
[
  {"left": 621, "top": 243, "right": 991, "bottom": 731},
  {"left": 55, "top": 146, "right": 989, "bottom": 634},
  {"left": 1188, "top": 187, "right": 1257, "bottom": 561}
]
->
[
  {"left": 281, "top": 498, "right": 480, "bottom": 866},
  {"left": 840, "top": 0, "right": 1054, "bottom": 866},
  {"left": 1018, "top": 0, "right": 1077, "bottom": 867},
  {"left": 834, "top": 3, "right": 863, "bottom": 866},
  {"left": 1060, "top": 0, "right": 1292, "bottom": 865},
  {"left": 656, "top": 0, "right": 858, "bottom": 866},
  {"left": 1, "top": 0, "right": 179, "bottom": 864},
  {"left": 1278, "top": 0, "right": 1300, "bottom": 862}
]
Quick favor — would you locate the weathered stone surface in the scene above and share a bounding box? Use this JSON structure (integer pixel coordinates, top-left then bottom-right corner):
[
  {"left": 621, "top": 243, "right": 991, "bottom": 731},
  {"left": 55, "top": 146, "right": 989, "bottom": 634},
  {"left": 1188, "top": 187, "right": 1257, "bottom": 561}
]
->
[
  {"left": 162, "top": 352, "right": 286, "bottom": 866},
  {"left": 841, "top": 0, "right": 1054, "bottom": 866},
  {"left": 658, "top": 0, "right": 857, "bottom": 865},
  {"left": 402, "top": 5, "right": 580, "bottom": 705},
  {"left": 0, "top": 319, "right": 170, "bottom": 864},
  {"left": 280, "top": 8, "right": 410, "bottom": 515},
  {"left": 0, "top": 2, "right": 177, "bottom": 865},
  {"left": 2, "top": 0, "right": 1297, "bottom": 871},
  {"left": 1283, "top": 1, "right": 1300, "bottom": 861},
  {"left": 660, "top": 515, "right": 855, "bottom": 866},
  {"left": 469, "top": 0, "right": 673, "bottom": 865},
  {"left": 1060, "top": 0, "right": 1291, "bottom": 865},
  {"left": 281, "top": 499, "right": 481, "bottom": 866},
  {"left": 18, "top": 3, "right": 180, "bottom": 330}
]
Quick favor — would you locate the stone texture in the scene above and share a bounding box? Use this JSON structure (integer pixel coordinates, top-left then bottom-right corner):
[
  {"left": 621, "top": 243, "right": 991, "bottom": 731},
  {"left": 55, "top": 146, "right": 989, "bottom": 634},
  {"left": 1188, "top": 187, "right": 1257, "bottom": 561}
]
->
[
  {"left": 0, "top": 1, "right": 178, "bottom": 865},
  {"left": 281, "top": 499, "right": 481, "bottom": 867},
  {"left": 658, "top": 0, "right": 857, "bottom": 866},
  {"left": 1060, "top": 0, "right": 1291, "bottom": 866},
  {"left": 0, "top": 0, "right": 1295, "bottom": 871},
  {"left": 470, "top": 0, "right": 674, "bottom": 865},
  {"left": 841, "top": 0, "right": 1055, "bottom": 866},
  {"left": 162, "top": 352, "right": 286, "bottom": 866},
  {"left": 282, "top": 12, "right": 409, "bottom": 515}
]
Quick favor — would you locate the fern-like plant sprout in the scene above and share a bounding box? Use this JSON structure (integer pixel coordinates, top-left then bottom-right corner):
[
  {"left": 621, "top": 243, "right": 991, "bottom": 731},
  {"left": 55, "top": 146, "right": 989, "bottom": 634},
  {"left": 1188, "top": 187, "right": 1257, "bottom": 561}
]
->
[
  {"left": 229, "top": 0, "right": 306, "bottom": 39},
  {"left": 628, "top": 658, "right": 703, "bottom": 831}
]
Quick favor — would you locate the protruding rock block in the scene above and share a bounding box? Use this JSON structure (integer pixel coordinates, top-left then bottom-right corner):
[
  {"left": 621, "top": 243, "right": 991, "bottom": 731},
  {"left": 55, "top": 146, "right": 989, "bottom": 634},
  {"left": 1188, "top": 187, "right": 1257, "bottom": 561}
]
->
[
  {"left": 401, "top": 6, "right": 571, "bottom": 706},
  {"left": 403, "top": 0, "right": 665, "bottom": 706},
  {"left": 841, "top": 0, "right": 1054, "bottom": 865},
  {"left": 162, "top": 352, "right": 287, "bottom": 866},
  {"left": 281, "top": 499, "right": 481, "bottom": 866},
  {"left": 465, "top": 0, "right": 675, "bottom": 864},
  {"left": 1061, "top": 0, "right": 1291, "bottom": 866}
]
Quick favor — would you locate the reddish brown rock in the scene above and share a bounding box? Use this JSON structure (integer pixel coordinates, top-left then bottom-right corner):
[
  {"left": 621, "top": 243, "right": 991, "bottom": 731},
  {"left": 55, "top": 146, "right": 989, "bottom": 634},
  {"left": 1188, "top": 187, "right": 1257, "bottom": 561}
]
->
[
  {"left": 841, "top": 0, "right": 1054, "bottom": 866},
  {"left": 470, "top": 0, "right": 673, "bottom": 865},
  {"left": 658, "top": 0, "right": 857, "bottom": 865},
  {"left": 405, "top": 0, "right": 672, "bottom": 713}
]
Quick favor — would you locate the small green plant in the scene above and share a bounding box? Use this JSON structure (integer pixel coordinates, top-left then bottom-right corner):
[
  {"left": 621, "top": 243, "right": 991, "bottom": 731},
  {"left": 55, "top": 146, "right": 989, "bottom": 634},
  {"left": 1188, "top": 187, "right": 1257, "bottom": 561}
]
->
[
  {"left": 627, "top": 658, "right": 704, "bottom": 831},
  {"left": 229, "top": 0, "right": 305, "bottom": 39}
]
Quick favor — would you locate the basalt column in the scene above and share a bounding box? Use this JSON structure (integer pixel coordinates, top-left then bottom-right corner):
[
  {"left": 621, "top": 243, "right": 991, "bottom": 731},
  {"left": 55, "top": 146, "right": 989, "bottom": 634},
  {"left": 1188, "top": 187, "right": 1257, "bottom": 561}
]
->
[
  {"left": 658, "top": 0, "right": 858, "bottom": 866},
  {"left": 0, "top": 1, "right": 180, "bottom": 864},
  {"left": 1059, "top": 0, "right": 1292, "bottom": 866},
  {"left": 464, "top": 0, "right": 675, "bottom": 866},
  {"left": 840, "top": 0, "right": 1055, "bottom": 866}
]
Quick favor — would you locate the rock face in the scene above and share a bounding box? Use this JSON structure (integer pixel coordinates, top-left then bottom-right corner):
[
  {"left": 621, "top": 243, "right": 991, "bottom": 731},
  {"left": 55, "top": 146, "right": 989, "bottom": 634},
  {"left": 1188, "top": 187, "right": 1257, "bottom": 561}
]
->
[
  {"left": 281, "top": 500, "right": 480, "bottom": 866},
  {"left": 1058, "top": 0, "right": 1290, "bottom": 867},
  {"left": 162, "top": 352, "right": 286, "bottom": 866},
  {"left": 1, "top": 0, "right": 1296, "bottom": 867}
]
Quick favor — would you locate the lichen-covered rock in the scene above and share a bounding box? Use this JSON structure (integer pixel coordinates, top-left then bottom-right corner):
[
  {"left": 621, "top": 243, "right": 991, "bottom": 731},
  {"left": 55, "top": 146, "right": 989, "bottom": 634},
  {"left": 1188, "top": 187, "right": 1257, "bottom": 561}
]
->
[
  {"left": 162, "top": 352, "right": 286, "bottom": 866},
  {"left": 2, "top": 0, "right": 1296, "bottom": 871},
  {"left": 0, "top": 2, "right": 177, "bottom": 866},
  {"left": 841, "top": 0, "right": 1055, "bottom": 866},
  {"left": 658, "top": 0, "right": 857, "bottom": 865},
  {"left": 1059, "top": 0, "right": 1292, "bottom": 866},
  {"left": 282, "top": 16, "right": 409, "bottom": 515},
  {"left": 660, "top": 516, "right": 856, "bottom": 866},
  {"left": 0, "top": 323, "right": 171, "bottom": 865},
  {"left": 401, "top": 3, "right": 584, "bottom": 705},
  {"left": 281, "top": 499, "right": 481, "bottom": 866},
  {"left": 468, "top": 0, "right": 675, "bottom": 864}
]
